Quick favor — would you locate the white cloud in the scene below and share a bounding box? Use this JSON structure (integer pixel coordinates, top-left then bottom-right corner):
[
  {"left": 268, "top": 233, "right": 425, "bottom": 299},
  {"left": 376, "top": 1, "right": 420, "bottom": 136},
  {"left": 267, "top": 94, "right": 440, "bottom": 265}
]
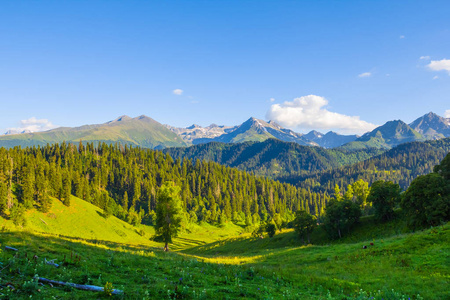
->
[
  {"left": 433, "top": 75, "right": 439, "bottom": 80},
  {"left": 173, "top": 89, "right": 183, "bottom": 95},
  {"left": 5, "top": 117, "right": 58, "bottom": 135},
  {"left": 420, "top": 56, "right": 430, "bottom": 60},
  {"left": 427, "top": 59, "right": 450, "bottom": 73},
  {"left": 445, "top": 110, "right": 450, "bottom": 119},
  {"left": 400, "top": 35, "right": 405, "bottom": 39},
  {"left": 358, "top": 72, "right": 372, "bottom": 78},
  {"left": 269, "top": 98, "right": 275, "bottom": 102},
  {"left": 266, "top": 95, "right": 377, "bottom": 134}
]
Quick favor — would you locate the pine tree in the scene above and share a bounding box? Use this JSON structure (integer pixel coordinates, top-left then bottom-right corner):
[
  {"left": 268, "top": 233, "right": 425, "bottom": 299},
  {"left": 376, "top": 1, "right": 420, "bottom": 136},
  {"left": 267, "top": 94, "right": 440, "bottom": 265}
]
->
[
  {"left": 11, "top": 203, "right": 27, "bottom": 227},
  {"left": 0, "top": 181, "right": 7, "bottom": 214},
  {"left": 61, "top": 170, "right": 72, "bottom": 206},
  {"left": 22, "top": 167, "right": 35, "bottom": 209},
  {"left": 122, "top": 191, "right": 129, "bottom": 210}
]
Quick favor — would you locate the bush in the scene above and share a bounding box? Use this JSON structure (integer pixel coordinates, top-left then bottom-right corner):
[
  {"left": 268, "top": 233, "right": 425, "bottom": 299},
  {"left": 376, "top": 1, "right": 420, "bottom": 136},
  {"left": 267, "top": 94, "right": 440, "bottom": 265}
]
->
[{"left": 265, "top": 223, "right": 276, "bottom": 238}]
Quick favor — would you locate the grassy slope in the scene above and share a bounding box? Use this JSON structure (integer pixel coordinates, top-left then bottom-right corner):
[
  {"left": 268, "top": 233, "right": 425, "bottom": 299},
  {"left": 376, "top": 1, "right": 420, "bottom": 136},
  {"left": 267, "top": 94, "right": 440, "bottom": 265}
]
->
[
  {"left": 0, "top": 196, "right": 157, "bottom": 246},
  {"left": 0, "top": 196, "right": 242, "bottom": 250},
  {"left": 184, "top": 223, "right": 449, "bottom": 299},
  {"left": 0, "top": 198, "right": 448, "bottom": 299},
  {"left": 1, "top": 222, "right": 447, "bottom": 299}
]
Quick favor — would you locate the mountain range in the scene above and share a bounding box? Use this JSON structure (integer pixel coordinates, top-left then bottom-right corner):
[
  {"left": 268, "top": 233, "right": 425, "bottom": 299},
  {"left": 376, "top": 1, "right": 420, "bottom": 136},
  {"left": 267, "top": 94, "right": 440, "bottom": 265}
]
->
[
  {"left": 0, "top": 115, "right": 187, "bottom": 149},
  {"left": 165, "top": 112, "right": 450, "bottom": 150},
  {"left": 1, "top": 112, "right": 449, "bottom": 150},
  {"left": 165, "top": 117, "right": 359, "bottom": 148}
]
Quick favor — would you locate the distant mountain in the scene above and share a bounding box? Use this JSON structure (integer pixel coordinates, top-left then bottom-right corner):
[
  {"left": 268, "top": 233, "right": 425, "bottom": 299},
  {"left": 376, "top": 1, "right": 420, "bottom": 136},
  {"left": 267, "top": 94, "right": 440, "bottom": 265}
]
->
[
  {"left": 3, "top": 111, "right": 449, "bottom": 151},
  {"left": 189, "top": 117, "right": 317, "bottom": 146},
  {"left": 0, "top": 115, "right": 187, "bottom": 149},
  {"left": 164, "top": 138, "right": 382, "bottom": 178},
  {"left": 165, "top": 123, "right": 234, "bottom": 145},
  {"left": 341, "top": 120, "right": 425, "bottom": 150},
  {"left": 169, "top": 119, "right": 359, "bottom": 148},
  {"left": 304, "top": 130, "right": 358, "bottom": 148},
  {"left": 4, "top": 129, "right": 32, "bottom": 135},
  {"left": 409, "top": 112, "right": 450, "bottom": 140}
]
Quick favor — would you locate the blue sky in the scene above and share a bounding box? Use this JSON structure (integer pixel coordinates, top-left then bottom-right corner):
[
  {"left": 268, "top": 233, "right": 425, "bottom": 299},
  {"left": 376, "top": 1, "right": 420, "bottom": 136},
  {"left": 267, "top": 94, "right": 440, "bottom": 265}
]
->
[{"left": 1, "top": 0, "right": 449, "bottom": 135}]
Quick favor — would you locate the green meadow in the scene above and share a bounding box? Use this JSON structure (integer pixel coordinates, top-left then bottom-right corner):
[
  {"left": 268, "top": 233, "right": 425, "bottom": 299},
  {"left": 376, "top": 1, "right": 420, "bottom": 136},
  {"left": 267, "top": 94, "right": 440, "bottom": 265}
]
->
[{"left": 1, "top": 196, "right": 449, "bottom": 299}]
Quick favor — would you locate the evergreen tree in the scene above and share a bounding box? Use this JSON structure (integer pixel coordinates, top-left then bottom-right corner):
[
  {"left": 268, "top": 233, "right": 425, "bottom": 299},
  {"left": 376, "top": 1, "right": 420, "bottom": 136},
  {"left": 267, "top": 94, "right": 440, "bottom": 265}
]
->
[
  {"left": 103, "top": 198, "right": 114, "bottom": 219},
  {"left": 0, "top": 181, "right": 7, "bottom": 214},
  {"left": 22, "top": 168, "right": 35, "bottom": 209},
  {"left": 61, "top": 170, "right": 72, "bottom": 206},
  {"left": 122, "top": 191, "right": 129, "bottom": 210},
  {"left": 11, "top": 203, "right": 27, "bottom": 227}
]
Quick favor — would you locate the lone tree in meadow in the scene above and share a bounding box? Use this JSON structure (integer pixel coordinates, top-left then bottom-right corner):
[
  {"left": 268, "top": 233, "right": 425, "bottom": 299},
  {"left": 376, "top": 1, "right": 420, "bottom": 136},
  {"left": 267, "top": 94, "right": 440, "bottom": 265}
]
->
[
  {"left": 293, "top": 210, "right": 317, "bottom": 244},
  {"left": 154, "top": 182, "right": 183, "bottom": 252}
]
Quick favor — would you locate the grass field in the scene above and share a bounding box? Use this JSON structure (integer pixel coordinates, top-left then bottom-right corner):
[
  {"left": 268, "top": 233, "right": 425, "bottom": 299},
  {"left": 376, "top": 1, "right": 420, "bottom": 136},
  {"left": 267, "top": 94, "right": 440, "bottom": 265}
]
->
[{"left": 0, "top": 197, "right": 448, "bottom": 299}]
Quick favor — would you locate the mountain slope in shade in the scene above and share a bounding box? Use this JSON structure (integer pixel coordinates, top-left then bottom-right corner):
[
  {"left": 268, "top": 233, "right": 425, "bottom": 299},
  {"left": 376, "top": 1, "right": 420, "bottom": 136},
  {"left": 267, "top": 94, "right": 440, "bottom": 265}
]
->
[
  {"left": 291, "top": 137, "right": 450, "bottom": 193},
  {"left": 341, "top": 120, "right": 425, "bottom": 150},
  {"left": 304, "top": 130, "right": 358, "bottom": 148},
  {"left": 409, "top": 112, "right": 450, "bottom": 139},
  {"left": 0, "top": 115, "right": 187, "bottom": 149},
  {"left": 164, "top": 138, "right": 382, "bottom": 178}
]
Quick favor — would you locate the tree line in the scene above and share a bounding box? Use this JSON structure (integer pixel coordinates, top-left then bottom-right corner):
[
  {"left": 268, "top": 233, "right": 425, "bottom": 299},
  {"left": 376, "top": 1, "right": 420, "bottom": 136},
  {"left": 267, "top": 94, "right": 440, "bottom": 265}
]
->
[
  {"left": 288, "top": 138, "right": 450, "bottom": 194},
  {"left": 291, "top": 152, "right": 450, "bottom": 242},
  {"left": 0, "top": 142, "right": 331, "bottom": 227}
]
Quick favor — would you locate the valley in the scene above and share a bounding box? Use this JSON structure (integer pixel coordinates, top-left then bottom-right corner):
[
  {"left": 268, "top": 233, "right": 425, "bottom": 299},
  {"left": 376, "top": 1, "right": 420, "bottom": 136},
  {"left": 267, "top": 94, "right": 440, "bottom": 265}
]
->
[
  {"left": 2, "top": 2, "right": 449, "bottom": 299},
  {"left": 0, "top": 139, "right": 449, "bottom": 299}
]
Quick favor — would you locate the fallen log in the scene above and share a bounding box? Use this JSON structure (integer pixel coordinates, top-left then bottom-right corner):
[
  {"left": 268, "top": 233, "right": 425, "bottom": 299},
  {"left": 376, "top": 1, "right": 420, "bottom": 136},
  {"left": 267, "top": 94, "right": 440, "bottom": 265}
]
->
[
  {"left": 4, "top": 246, "right": 18, "bottom": 251},
  {"left": 38, "top": 277, "right": 123, "bottom": 295},
  {"left": 44, "top": 258, "right": 59, "bottom": 268}
]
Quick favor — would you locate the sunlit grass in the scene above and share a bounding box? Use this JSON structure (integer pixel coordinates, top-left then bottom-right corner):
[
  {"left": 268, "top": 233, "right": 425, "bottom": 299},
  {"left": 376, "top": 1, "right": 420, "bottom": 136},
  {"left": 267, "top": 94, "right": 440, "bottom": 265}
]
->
[{"left": 0, "top": 196, "right": 448, "bottom": 299}]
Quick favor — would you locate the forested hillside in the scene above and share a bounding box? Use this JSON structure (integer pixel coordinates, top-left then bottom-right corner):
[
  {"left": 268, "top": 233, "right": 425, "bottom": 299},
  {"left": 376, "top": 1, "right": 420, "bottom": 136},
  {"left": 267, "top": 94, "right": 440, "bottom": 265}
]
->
[
  {"left": 286, "top": 138, "right": 450, "bottom": 193},
  {"left": 0, "top": 142, "right": 330, "bottom": 228},
  {"left": 165, "top": 139, "right": 382, "bottom": 178}
]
